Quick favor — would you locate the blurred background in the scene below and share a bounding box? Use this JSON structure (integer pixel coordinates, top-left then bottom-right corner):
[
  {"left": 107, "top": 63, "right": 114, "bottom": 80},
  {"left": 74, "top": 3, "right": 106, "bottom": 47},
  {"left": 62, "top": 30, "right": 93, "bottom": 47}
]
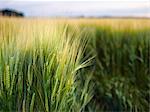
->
[{"left": 0, "top": 0, "right": 150, "bottom": 18}]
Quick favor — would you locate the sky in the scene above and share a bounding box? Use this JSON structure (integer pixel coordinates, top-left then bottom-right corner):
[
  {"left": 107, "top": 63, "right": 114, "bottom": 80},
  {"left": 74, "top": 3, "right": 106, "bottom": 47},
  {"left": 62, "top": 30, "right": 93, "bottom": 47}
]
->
[{"left": 0, "top": 0, "right": 150, "bottom": 17}]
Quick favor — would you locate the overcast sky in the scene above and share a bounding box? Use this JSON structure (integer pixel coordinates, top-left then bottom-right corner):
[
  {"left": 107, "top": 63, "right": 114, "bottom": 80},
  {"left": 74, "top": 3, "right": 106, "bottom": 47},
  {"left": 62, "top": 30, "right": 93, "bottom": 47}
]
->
[{"left": 0, "top": 0, "right": 150, "bottom": 17}]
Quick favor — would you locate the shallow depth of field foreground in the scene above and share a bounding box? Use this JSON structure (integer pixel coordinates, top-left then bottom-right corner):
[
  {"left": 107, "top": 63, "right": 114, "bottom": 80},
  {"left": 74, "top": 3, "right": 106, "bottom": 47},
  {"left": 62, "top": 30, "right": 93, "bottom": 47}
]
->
[{"left": 0, "top": 18, "right": 150, "bottom": 111}]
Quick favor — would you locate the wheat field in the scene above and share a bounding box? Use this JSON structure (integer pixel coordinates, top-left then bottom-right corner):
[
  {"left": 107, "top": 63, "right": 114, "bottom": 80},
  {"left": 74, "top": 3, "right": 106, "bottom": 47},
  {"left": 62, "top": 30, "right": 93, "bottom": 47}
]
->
[{"left": 0, "top": 17, "right": 150, "bottom": 111}]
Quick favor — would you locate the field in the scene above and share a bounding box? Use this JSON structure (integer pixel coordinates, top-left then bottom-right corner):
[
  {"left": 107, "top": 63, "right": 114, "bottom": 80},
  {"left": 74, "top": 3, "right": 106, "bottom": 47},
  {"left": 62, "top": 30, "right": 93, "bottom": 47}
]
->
[{"left": 0, "top": 17, "right": 150, "bottom": 112}]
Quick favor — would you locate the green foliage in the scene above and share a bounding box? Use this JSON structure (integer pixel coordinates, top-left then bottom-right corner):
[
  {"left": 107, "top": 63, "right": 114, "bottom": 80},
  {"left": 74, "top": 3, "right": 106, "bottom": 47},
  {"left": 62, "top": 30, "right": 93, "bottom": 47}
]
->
[{"left": 91, "top": 26, "right": 150, "bottom": 111}]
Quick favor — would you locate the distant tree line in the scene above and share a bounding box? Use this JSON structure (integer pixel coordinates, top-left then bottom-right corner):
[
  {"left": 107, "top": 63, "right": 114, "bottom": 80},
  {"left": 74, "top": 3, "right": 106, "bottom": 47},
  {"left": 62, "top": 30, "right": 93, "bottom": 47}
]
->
[{"left": 0, "top": 9, "right": 24, "bottom": 17}]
